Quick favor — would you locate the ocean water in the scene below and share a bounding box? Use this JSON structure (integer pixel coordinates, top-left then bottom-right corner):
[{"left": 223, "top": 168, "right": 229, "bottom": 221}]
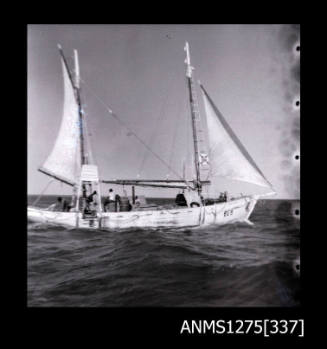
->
[{"left": 27, "top": 196, "right": 300, "bottom": 307}]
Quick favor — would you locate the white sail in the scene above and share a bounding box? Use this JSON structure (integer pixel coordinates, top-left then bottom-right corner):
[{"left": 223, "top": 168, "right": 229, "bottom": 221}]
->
[
  {"left": 39, "top": 57, "right": 81, "bottom": 186},
  {"left": 200, "top": 85, "right": 273, "bottom": 190}
]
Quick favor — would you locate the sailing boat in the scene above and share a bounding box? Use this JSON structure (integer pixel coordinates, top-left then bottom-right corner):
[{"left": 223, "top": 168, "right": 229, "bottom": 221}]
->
[{"left": 28, "top": 42, "right": 275, "bottom": 229}]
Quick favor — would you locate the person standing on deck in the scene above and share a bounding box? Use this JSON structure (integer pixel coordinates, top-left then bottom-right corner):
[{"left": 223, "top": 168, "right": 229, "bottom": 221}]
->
[
  {"left": 109, "top": 189, "right": 115, "bottom": 201},
  {"left": 104, "top": 188, "right": 115, "bottom": 212},
  {"left": 62, "top": 198, "right": 69, "bottom": 211},
  {"left": 85, "top": 190, "right": 98, "bottom": 214},
  {"left": 82, "top": 184, "right": 87, "bottom": 198},
  {"left": 115, "top": 194, "right": 121, "bottom": 212},
  {"left": 87, "top": 191, "right": 97, "bottom": 204}
]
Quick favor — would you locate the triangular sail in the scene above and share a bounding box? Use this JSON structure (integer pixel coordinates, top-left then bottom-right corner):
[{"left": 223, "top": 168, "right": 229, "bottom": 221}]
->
[
  {"left": 39, "top": 57, "right": 81, "bottom": 186},
  {"left": 200, "top": 84, "right": 273, "bottom": 189}
]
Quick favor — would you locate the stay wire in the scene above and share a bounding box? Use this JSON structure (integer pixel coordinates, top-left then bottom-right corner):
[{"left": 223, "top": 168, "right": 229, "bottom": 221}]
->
[
  {"left": 80, "top": 77, "right": 192, "bottom": 188},
  {"left": 168, "top": 92, "right": 184, "bottom": 177},
  {"left": 137, "top": 70, "right": 175, "bottom": 177},
  {"left": 32, "top": 179, "right": 55, "bottom": 207}
]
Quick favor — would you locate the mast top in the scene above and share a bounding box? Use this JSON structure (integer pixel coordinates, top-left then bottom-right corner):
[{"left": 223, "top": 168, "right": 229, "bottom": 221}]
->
[{"left": 184, "top": 42, "right": 194, "bottom": 78}]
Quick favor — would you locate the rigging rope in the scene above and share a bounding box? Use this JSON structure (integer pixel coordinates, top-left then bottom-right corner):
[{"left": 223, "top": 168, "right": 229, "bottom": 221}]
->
[
  {"left": 31, "top": 179, "right": 55, "bottom": 207},
  {"left": 137, "top": 71, "right": 175, "bottom": 177},
  {"left": 80, "top": 77, "right": 192, "bottom": 188},
  {"left": 168, "top": 95, "right": 185, "bottom": 177}
]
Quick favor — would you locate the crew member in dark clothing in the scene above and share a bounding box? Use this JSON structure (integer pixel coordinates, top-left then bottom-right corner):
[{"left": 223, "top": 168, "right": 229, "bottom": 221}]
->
[
  {"left": 62, "top": 199, "right": 69, "bottom": 212},
  {"left": 82, "top": 184, "right": 87, "bottom": 198},
  {"left": 84, "top": 191, "right": 97, "bottom": 215},
  {"left": 175, "top": 192, "right": 187, "bottom": 206},
  {"left": 87, "top": 191, "right": 97, "bottom": 204},
  {"left": 114, "top": 194, "right": 121, "bottom": 212},
  {"left": 217, "top": 192, "right": 228, "bottom": 202}
]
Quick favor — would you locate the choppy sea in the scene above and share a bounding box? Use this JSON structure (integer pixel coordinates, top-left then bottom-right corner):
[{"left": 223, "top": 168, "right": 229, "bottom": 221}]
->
[{"left": 27, "top": 196, "right": 300, "bottom": 307}]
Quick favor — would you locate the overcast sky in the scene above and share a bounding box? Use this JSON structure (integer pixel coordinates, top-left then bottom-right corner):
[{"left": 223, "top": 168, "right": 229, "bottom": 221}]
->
[{"left": 28, "top": 24, "right": 300, "bottom": 199}]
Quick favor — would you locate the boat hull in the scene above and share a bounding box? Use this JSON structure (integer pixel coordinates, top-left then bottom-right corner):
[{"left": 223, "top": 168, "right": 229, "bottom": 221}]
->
[{"left": 28, "top": 196, "right": 257, "bottom": 230}]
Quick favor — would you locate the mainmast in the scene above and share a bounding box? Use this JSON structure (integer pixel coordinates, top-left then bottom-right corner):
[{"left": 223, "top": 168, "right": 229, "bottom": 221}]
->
[
  {"left": 57, "top": 44, "right": 87, "bottom": 166},
  {"left": 184, "top": 42, "right": 201, "bottom": 195},
  {"left": 74, "top": 49, "right": 88, "bottom": 165}
]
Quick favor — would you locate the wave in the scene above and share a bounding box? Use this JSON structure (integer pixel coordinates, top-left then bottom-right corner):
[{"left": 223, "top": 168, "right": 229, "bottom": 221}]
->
[{"left": 27, "top": 199, "right": 300, "bottom": 307}]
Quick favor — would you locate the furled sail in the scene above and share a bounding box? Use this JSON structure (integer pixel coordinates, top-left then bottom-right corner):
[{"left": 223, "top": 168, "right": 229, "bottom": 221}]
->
[
  {"left": 39, "top": 57, "right": 81, "bottom": 186},
  {"left": 200, "top": 84, "right": 273, "bottom": 189}
]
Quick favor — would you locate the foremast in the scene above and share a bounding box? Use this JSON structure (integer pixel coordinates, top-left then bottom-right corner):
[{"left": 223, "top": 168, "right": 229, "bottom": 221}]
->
[
  {"left": 57, "top": 45, "right": 87, "bottom": 166},
  {"left": 57, "top": 45, "right": 97, "bottom": 221},
  {"left": 184, "top": 42, "right": 202, "bottom": 196}
]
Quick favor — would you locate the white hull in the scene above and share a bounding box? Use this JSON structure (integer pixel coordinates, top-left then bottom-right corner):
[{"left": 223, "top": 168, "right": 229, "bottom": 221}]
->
[{"left": 28, "top": 196, "right": 258, "bottom": 230}]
